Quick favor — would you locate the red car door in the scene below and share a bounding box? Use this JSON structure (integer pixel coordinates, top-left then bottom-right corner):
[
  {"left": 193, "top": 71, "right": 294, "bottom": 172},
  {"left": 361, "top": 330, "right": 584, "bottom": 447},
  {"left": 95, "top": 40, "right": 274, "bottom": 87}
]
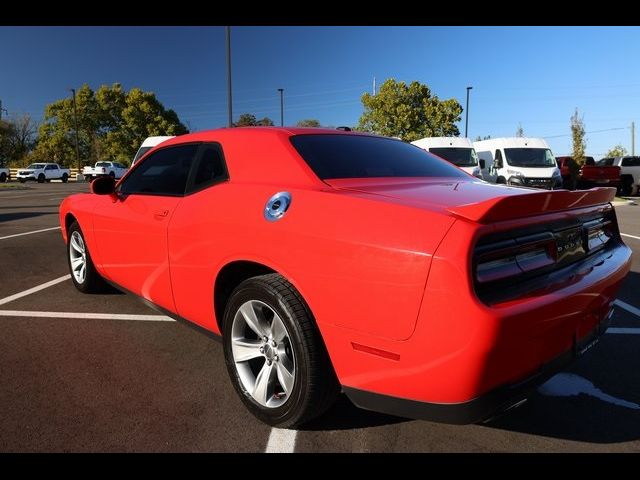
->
[{"left": 92, "top": 143, "right": 199, "bottom": 312}]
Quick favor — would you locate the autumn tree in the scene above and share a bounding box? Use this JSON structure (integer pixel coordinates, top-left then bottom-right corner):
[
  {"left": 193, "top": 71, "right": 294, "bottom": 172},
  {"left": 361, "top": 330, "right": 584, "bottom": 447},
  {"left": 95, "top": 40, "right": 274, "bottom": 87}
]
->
[
  {"left": 605, "top": 144, "right": 627, "bottom": 158},
  {"left": 33, "top": 83, "right": 187, "bottom": 168},
  {"left": 0, "top": 114, "right": 38, "bottom": 166},
  {"left": 357, "top": 79, "right": 462, "bottom": 142},
  {"left": 570, "top": 108, "right": 586, "bottom": 166}
]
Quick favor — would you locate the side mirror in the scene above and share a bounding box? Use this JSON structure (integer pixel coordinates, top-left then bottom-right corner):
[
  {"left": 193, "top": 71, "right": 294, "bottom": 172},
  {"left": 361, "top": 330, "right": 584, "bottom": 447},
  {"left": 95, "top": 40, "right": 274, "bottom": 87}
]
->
[
  {"left": 494, "top": 160, "right": 503, "bottom": 169},
  {"left": 479, "top": 159, "right": 486, "bottom": 170},
  {"left": 90, "top": 175, "right": 116, "bottom": 195}
]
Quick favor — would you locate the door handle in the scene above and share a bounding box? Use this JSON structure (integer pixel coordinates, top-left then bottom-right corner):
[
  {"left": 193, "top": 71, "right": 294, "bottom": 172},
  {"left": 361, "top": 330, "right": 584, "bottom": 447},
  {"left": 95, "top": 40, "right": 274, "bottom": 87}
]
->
[{"left": 154, "top": 209, "right": 170, "bottom": 219}]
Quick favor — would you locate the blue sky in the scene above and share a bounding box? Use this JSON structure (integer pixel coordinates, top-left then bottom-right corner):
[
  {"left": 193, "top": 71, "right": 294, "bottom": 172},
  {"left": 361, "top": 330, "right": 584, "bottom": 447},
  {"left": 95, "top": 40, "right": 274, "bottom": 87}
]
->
[{"left": 1, "top": 26, "right": 639, "bottom": 157}]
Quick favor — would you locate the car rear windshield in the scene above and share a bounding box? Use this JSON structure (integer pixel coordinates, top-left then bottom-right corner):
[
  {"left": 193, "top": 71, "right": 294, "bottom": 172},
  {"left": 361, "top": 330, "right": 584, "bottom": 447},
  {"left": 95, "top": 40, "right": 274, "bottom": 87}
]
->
[
  {"left": 429, "top": 147, "right": 478, "bottom": 167},
  {"left": 95, "top": 162, "right": 110, "bottom": 167},
  {"left": 504, "top": 148, "right": 556, "bottom": 168},
  {"left": 133, "top": 146, "right": 152, "bottom": 163},
  {"left": 290, "top": 134, "right": 468, "bottom": 180}
]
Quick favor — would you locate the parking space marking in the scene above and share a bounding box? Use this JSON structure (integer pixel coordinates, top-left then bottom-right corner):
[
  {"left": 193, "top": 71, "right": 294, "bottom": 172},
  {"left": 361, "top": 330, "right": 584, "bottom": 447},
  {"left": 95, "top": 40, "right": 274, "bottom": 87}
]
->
[
  {"left": 0, "top": 310, "right": 173, "bottom": 321},
  {"left": 0, "top": 226, "right": 61, "bottom": 241},
  {"left": 265, "top": 428, "right": 297, "bottom": 453},
  {"left": 621, "top": 233, "right": 640, "bottom": 241},
  {"left": 614, "top": 299, "right": 640, "bottom": 318},
  {"left": 0, "top": 275, "right": 71, "bottom": 306},
  {"left": 607, "top": 327, "right": 640, "bottom": 335}
]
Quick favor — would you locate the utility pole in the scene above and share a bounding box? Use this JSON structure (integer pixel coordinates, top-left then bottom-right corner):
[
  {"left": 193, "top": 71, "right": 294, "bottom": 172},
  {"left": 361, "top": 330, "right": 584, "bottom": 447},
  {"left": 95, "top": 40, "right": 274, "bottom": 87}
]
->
[
  {"left": 373, "top": 76, "right": 376, "bottom": 95},
  {"left": 465, "top": 86, "right": 473, "bottom": 138},
  {"left": 632, "top": 121, "right": 635, "bottom": 156},
  {"left": 226, "top": 26, "right": 233, "bottom": 128},
  {"left": 70, "top": 89, "right": 81, "bottom": 170},
  {"left": 278, "top": 88, "right": 284, "bottom": 126}
]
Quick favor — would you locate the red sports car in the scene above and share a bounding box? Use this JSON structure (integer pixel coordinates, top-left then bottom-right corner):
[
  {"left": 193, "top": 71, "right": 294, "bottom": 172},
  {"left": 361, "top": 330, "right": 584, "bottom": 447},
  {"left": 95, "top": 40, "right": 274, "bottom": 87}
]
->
[{"left": 59, "top": 128, "right": 631, "bottom": 428}]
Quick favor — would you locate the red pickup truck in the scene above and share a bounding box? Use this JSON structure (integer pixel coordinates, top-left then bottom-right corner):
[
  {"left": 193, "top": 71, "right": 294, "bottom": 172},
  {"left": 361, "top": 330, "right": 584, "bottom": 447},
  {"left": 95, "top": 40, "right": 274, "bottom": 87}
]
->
[{"left": 556, "top": 156, "right": 621, "bottom": 190}]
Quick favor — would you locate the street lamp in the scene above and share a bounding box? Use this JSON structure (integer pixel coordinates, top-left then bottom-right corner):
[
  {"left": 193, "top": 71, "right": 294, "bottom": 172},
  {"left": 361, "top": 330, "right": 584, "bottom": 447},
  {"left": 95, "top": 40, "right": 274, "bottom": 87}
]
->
[
  {"left": 277, "top": 88, "right": 284, "bottom": 126},
  {"left": 70, "top": 88, "right": 81, "bottom": 170},
  {"left": 465, "top": 86, "right": 473, "bottom": 138}
]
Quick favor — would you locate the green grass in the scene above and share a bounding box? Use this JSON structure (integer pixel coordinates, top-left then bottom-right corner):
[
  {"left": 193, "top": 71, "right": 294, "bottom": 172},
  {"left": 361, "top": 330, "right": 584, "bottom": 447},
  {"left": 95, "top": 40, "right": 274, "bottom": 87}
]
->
[{"left": 0, "top": 183, "right": 31, "bottom": 190}]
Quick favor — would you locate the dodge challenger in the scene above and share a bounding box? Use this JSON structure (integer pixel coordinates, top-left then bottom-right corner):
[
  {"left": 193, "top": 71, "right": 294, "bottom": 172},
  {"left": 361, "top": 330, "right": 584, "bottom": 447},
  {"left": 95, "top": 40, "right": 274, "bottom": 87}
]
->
[{"left": 59, "top": 128, "right": 632, "bottom": 428}]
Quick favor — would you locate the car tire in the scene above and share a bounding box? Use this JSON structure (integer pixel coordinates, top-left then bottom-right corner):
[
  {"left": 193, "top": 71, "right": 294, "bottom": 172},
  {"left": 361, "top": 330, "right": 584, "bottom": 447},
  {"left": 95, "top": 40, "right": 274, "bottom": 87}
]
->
[
  {"left": 67, "top": 221, "right": 106, "bottom": 294},
  {"left": 37, "top": 173, "right": 45, "bottom": 183},
  {"left": 222, "top": 273, "right": 339, "bottom": 428},
  {"left": 19, "top": 178, "right": 26, "bottom": 183},
  {"left": 620, "top": 182, "right": 633, "bottom": 197},
  {"left": 109, "top": 172, "right": 115, "bottom": 178},
  {"left": 0, "top": 172, "right": 6, "bottom": 183},
  {"left": 62, "top": 173, "right": 68, "bottom": 183}
]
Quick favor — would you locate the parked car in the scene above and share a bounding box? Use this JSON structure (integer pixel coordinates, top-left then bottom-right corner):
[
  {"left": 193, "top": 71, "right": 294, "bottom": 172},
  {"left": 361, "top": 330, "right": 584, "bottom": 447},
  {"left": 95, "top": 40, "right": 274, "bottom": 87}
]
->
[
  {"left": 474, "top": 137, "right": 563, "bottom": 189},
  {"left": 0, "top": 162, "right": 9, "bottom": 182},
  {"left": 17, "top": 163, "right": 70, "bottom": 183},
  {"left": 131, "top": 136, "right": 175, "bottom": 166},
  {"left": 59, "top": 128, "right": 631, "bottom": 428},
  {"left": 597, "top": 156, "right": 640, "bottom": 196},
  {"left": 82, "top": 161, "right": 128, "bottom": 181},
  {"left": 556, "top": 156, "right": 621, "bottom": 190},
  {"left": 411, "top": 137, "right": 484, "bottom": 179}
]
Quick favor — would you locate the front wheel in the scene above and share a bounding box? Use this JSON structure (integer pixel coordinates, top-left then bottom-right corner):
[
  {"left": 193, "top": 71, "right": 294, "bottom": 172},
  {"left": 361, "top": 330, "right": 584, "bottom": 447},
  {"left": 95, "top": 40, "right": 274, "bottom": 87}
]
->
[
  {"left": 222, "top": 274, "right": 339, "bottom": 428},
  {"left": 19, "top": 178, "right": 26, "bottom": 183},
  {"left": 67, "top": 221, "right": 106, "bottom": 293},
  {"left": 37, "top": 173, "right": 45, "bottom": 183}
]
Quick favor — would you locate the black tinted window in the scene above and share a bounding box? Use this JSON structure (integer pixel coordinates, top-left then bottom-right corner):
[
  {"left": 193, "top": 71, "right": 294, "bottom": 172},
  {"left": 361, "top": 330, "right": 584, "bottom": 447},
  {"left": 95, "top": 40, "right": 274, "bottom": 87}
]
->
[
  {"left": 290, "top": 134, "right": 467, "bottom": 180},
  {"left": 189, "top": 143, "right": 228, "bottom": 192},
  {"left": 120, "top": 144, "right": 198, "bottom": 196},
  {"left": 597, "top": 158, "right": 614, "bottom": 166},
  {"left": 621, "top": 157, "right": 640, "bottom": 167}
]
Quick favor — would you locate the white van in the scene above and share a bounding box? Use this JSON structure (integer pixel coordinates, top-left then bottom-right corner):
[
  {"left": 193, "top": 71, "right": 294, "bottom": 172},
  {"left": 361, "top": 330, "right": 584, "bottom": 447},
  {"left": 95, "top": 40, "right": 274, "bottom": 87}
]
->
[
  {"left": 473, "top": 137, "right": 562, "bottom": 190},
  {"left": 131, "top": 136, "right": 175, "bottom": 166},
  {"left": 411, "top": 137, "right": 483, "bottom": 179}
]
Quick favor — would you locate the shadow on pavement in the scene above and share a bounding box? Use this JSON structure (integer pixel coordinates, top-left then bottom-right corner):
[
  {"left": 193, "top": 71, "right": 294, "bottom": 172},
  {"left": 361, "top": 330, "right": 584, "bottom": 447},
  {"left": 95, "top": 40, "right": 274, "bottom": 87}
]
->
[
  {"left": 0, "top": 212, "right": 51, "bottom": 222},
  {"left": 300, "top": 394, "right": 408, "bottom": 431}
]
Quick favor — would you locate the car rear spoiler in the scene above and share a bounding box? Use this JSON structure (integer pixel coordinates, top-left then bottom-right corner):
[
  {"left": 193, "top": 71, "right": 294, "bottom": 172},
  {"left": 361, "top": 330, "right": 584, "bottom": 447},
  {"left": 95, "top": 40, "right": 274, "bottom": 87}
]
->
[{"left": 448, "top": 187, "right": 616, "bottom": 224}]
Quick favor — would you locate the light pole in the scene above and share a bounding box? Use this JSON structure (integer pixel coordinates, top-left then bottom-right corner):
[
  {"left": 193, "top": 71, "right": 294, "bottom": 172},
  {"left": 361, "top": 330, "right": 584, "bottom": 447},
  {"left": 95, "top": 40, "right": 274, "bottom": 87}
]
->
[
  {"left": 465, "top": 86, "right": 473, "bottom": 138},
  {"left": 226, "top": 26, "right": 233, "bottom": 127},
  {"left": 70, "top": 88, "right": 81, "bottom": 170},
  {"left": 277, "top": 88, "right": 284, "bottom": 126}
]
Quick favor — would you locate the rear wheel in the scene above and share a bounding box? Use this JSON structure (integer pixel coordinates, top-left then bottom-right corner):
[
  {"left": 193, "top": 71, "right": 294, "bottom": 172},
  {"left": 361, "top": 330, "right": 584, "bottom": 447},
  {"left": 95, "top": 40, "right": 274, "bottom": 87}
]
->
[
  {"left": 19, "top": 178, "right": 26, "bottom": 183},
  {"left": 37, "top": 173, "right": 45, "bottom": 183},
  {"left": 67, "top": 221, "right": 106, "bottom": 293},
  {"left": 62, "top": 173, "right": 68, "bottom": 183},
  {"left": 222, "top": 273, "right": 339, "bottom": 428},
  {"left": 0, "top": 172, "right": 6, "bottom": 183}
]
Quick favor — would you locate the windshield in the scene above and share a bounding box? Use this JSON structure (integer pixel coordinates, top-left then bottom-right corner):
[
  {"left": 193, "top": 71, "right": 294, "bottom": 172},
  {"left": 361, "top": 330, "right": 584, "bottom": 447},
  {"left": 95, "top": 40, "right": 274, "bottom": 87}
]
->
[
  {"left": 96, "top": 162, "right": 110, "bottom": 167},
  {"left": 133, "top": 146, "right": 152, "bottom": 164},
  {"left": 429, "top": 147, "right": 478, "bottom": 167},
  {"left": 26, "top": 163, "right": 45, "bottom": 169},
  {"left": 504, "top": 148, "right": 556, "bottom": 168},
  {"left": 597, "top": 158, "right": 614, "bottom": 166},
  {"left": 290, "top": 134, "right": 468, "bottom": 180}
]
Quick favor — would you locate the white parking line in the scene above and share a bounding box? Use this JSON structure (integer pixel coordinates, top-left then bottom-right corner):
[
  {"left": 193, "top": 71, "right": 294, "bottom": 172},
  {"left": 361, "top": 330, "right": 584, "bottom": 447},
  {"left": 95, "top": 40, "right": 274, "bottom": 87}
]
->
[
  {"left": 0, "top": 310, "right": 173, "bottom": 321},
  {"left": 0, "top": 226, "right": 61, "bottom": 241},
  {"left": 621, "top": 233, "right": 640, "bottom": 241},
  {"left": 0, "top": 275, "right": 70, "bottom": 306},
  {"left": 614, "top": 299, "right": 640, "bottom": 318},
  {"left": 265, "top": 428, "right": 298, "bottom": 453}
]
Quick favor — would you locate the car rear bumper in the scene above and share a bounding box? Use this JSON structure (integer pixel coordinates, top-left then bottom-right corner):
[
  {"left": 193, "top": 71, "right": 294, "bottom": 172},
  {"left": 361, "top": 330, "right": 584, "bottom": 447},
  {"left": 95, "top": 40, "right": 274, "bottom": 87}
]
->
[{"left": 344, "top": 308, "right": 612, "bottom": 424}]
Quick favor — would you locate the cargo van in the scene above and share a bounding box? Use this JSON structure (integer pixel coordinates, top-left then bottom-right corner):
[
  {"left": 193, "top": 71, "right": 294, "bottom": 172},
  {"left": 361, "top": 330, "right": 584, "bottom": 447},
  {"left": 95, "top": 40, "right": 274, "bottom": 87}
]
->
[
  {"left": 473, "top": 137, "right": 562, "bottom": 190},
  {"left": 411, "top": 137, "right": 483, "bottom": 178},
  {"left": 131, "top": 136, "right": 175, "bottom": 166}
]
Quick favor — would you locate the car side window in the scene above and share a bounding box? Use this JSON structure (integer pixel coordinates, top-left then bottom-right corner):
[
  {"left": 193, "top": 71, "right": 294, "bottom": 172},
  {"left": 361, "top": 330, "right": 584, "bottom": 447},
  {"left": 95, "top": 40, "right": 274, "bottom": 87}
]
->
[
  {"left": 119, "top": 144, "right": 199, "bottom": 196},
  {"left": 494, "top": 150, "right": 503, "bottom": 166},
  {"left": 186, "top": 143, "right": 229, "bottom": 194}
]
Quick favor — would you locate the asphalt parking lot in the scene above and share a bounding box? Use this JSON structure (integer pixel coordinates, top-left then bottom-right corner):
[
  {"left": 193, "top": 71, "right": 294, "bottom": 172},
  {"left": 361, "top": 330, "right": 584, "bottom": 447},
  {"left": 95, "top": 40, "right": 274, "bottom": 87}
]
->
[{"left": 1, "top": 182, "right": 639, "bottom": 452}]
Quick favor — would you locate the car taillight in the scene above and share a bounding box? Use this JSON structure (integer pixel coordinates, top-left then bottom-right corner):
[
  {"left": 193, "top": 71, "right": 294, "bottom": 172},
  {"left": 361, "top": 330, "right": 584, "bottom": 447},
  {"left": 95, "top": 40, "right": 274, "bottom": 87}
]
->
[
  {"left": 475, "top": 233, "right": 556, "bottom": 284},
  {"left": 584, "top": 219, "right": 613, "bottom": 253}
]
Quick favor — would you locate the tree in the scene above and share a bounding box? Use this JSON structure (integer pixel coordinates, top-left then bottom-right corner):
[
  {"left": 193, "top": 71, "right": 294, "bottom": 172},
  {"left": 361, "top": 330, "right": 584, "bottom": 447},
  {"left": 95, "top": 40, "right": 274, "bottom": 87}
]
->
[
  {"left": 356, "top": 79, "right": 463, "bottom": 142},
  {"left": 516, "top": 123, "right": 524, "bottom": 137},
  {"left": 33, "top": 83, "right": 187, "bottom": 168},
  {"left": 0, "top": 114, "right": 37, "bottom": 166},
  {"left": 234, "top": 113, "right": 274, "bottom": 127},
  {"left": 570, "top": 107, "right": 586, "bottom": 166},
  {"left": 605, "top": 144, "right": 627, "bottom": 158},
  {"left": 296, "top": 119, "right": 321, "bottom": 128},
  {"left": 474, "top": 135, "right": 491, "bottom": 141}
]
